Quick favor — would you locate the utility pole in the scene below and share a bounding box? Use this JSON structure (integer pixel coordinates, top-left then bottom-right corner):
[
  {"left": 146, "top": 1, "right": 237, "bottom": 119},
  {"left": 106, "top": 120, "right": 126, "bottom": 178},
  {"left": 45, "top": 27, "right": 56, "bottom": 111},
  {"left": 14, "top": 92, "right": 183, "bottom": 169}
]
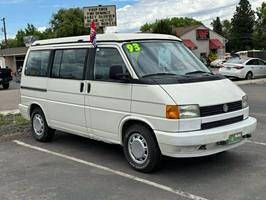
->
[{"left": 1, "top": 18, "right": 8, "bottom": 48}]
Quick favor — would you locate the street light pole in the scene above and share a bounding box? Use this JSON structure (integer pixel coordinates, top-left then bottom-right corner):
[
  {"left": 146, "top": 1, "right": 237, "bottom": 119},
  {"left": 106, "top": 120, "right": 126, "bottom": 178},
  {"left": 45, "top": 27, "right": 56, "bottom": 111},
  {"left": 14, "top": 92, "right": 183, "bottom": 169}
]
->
[{"left": 1, "top": 18, "right": 8, "bottom": 48}]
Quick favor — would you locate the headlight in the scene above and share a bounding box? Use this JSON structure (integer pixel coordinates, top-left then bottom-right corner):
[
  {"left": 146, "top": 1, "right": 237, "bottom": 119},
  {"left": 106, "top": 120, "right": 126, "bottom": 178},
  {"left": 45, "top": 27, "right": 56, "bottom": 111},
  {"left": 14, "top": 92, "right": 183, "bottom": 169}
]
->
[
  {"left": 242, "top": 95, "right": 248, "bottom": 109},
  {"left": 166, "top": 105, "right": 200, "bottom": 119}
]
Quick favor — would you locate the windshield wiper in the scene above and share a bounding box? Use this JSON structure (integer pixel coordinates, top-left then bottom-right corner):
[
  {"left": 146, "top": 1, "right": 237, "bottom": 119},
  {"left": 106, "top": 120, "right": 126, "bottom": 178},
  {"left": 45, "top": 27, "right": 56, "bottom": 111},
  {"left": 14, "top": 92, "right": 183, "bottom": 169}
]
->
[
  {"left": 142, "top": 72, "right": 178, "bottom": 78},
  {"left": 185, "top": 71, "right": 213, "bottom": 75}
]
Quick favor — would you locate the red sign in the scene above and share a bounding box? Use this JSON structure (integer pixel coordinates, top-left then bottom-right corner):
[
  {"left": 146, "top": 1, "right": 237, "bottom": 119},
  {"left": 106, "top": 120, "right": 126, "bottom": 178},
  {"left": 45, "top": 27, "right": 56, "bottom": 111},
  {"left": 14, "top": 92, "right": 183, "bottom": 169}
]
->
[{"left": 196, "top": 29, "right": 210, "bottom": 40}]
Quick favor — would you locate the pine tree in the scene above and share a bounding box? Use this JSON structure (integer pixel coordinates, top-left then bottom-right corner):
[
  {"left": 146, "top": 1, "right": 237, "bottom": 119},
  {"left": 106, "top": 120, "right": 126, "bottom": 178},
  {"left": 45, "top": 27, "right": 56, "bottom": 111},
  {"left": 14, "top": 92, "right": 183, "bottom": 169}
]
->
[
  {"left": 231, "top": 0, "right": 255, "bottom": 51},
  {"left": 211, "top": 17, "right": 223, "bottom": 35},
  {"left": 253, "top": 2, "right": 266, "bottom": 49}
]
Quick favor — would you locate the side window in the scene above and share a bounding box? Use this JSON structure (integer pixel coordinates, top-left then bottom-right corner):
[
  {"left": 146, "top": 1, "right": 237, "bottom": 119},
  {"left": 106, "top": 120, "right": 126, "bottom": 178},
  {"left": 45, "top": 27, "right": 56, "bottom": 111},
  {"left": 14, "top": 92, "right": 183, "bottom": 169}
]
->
[
  {"left": 52, "top": 50, "right": 63, "bottom": 78},
  {"left": 258, "top": 60, "right": 265, "bottom": 65},
  {"left": 25, "top": 51, "right": 50, "bottom": 77},
  {"left": 94, "top": 48, "right": 127, "bottom": 81},
  {"left": 51, "top": 49, "right": 87, "bottom": 80},
  {"left": 247, "top": 60, "right": 256, "bottom": 65}
]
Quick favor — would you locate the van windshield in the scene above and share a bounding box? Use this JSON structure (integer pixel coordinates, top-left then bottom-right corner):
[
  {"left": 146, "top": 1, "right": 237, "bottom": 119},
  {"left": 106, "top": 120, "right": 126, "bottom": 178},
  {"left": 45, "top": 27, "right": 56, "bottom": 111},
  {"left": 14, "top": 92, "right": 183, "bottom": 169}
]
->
[{"left": 122, "top": 40, "right": 211, "bottom": 78}]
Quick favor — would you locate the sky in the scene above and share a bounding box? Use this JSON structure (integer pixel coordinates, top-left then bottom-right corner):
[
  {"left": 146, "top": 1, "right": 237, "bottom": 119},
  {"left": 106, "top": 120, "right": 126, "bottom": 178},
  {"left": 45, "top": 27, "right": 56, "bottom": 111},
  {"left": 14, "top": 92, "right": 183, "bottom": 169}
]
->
[{"left": 0, "top": 0, "right": 264, "bottom": 39}]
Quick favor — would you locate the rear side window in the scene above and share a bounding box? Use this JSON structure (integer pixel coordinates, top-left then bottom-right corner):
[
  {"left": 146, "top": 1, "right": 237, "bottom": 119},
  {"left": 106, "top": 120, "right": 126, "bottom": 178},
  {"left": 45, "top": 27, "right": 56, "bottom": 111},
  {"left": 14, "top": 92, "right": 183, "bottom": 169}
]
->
[
  {"left": 247, "top": 59, "right": 258, "bottom": 65},
  {"left": 25, "top": 51, "right": 50, "bottom": 77},
  {"left": 52, "top": 49, "right": 87, "bottom": 80}
]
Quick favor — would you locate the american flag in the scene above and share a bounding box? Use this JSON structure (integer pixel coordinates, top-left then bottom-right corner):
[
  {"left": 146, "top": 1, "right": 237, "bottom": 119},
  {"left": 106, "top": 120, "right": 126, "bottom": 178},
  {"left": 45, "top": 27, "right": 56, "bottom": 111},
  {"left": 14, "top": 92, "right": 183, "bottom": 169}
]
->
[{"left": 90, "top": 20, "right": 97, "bottom": 48}]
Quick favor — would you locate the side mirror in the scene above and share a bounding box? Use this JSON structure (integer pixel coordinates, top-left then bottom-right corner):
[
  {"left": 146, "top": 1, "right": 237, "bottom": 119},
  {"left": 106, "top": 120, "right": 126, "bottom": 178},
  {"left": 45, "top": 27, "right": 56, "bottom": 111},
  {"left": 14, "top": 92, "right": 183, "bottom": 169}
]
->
[{"left": 109, "top": 65, "right": 131, "bottom": 81}]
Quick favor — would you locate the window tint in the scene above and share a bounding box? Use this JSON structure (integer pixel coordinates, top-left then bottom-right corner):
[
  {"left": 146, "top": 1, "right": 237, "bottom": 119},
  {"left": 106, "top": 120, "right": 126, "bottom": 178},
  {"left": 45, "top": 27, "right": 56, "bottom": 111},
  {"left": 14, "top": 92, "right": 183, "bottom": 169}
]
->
[
  {"left": 51, "top": 49, "right": 87, "bottom": 80},
  {"left": 52, "top": 50, "right": 63, "bottom": 78},
  {"left": 25, "top": 51, "right": 50, "bottom": 77},
  {"left": 247, "top": 59, "right": 258, "bottom": 65},
  {"left": 94, "top": 48, "right": 127, "bottom": 81}
]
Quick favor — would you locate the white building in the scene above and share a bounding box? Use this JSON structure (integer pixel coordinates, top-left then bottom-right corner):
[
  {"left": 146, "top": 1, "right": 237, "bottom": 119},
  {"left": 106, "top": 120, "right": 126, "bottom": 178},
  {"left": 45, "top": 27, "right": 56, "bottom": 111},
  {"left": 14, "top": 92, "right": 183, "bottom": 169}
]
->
[{"left": 175, "top": 25, "right": 228, "bottom": 60}]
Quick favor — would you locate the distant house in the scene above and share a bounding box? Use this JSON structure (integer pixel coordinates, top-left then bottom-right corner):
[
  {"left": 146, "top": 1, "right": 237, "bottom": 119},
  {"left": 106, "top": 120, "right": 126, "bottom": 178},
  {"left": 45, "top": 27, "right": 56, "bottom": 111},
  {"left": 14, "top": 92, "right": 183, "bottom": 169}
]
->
[
  {"left": 175, "top": 25, "right": 228, "bottom": 60},
  {"left": 0, "top": 47, "right": 28, "bottom": 72}
]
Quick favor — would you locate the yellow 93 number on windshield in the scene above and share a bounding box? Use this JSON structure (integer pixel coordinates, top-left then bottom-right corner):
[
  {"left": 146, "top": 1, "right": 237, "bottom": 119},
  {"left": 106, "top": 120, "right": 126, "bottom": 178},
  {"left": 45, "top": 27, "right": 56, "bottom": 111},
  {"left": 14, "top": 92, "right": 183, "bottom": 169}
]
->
[{"left": 126, "top": 43, "right": 141, "bottom": 53}]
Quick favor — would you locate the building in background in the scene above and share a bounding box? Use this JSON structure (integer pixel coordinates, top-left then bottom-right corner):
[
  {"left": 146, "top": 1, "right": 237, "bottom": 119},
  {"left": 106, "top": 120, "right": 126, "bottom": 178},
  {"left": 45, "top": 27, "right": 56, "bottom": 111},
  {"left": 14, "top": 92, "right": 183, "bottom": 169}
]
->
[
  {"left": 0, "top": 47, "right": 28, "bottom": 73},
  {"left": 176, "top": 25, "right": 227, "bottom": 60}
]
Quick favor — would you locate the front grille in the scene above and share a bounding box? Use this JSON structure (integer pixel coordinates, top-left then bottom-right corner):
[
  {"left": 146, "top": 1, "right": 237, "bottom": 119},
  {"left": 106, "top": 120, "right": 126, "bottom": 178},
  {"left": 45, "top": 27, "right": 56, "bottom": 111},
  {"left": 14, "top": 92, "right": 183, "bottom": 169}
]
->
[
  {"left": 201, "top": 115, "right": 244, "bottom": 130},
  {"left": 200, "top": 101, "right": 242, "bottom": 117}
]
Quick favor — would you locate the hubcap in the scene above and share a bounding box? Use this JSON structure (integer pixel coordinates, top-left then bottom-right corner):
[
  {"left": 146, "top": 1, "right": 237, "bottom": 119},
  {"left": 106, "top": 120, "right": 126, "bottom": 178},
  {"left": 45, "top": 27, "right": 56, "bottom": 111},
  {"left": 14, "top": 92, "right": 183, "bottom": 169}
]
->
[
  {"left": 128, "top": 133, "right": 148, "bottom": 164},
  {"left": 33, "top": 114, "right": 44, "bottom": 136}
]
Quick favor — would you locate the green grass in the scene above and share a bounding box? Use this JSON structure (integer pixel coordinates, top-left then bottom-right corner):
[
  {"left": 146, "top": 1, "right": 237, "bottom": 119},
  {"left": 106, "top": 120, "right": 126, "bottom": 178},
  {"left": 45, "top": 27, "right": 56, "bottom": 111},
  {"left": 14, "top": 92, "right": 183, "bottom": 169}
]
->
[{"left": 0, "top": 114, "right": 29, "bottom": 126}]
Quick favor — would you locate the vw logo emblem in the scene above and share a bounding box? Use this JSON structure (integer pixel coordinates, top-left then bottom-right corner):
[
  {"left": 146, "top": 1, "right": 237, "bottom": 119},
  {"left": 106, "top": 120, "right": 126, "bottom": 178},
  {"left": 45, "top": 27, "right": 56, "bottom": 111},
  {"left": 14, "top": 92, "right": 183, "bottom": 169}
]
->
[{"left": 223, "top": 104, "right": 229, "bottom": 112}]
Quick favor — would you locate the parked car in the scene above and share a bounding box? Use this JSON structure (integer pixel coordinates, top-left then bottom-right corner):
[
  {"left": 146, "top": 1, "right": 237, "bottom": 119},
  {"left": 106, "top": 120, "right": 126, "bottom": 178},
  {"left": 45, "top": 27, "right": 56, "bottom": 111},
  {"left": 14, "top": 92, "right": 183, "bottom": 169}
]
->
[
  {"left": 0, "top": 67, "right": 12, "bottom": 89},
  {"left": 19, "top": 34, "right": 257, "bottom": 172},
  {"left": 219, "top": 57, "right": 266, "bottom": 79}
]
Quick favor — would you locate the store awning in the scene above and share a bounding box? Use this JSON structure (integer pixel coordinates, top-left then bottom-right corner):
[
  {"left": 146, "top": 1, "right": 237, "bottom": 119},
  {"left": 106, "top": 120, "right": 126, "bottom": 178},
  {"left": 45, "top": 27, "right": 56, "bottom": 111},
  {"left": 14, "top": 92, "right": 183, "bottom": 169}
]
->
[
  {"left": 183, "top": 39, "right": 197, "bottom": 50},
  {"left": 209, "top": 39, "right": 224, "bottom": 50}
]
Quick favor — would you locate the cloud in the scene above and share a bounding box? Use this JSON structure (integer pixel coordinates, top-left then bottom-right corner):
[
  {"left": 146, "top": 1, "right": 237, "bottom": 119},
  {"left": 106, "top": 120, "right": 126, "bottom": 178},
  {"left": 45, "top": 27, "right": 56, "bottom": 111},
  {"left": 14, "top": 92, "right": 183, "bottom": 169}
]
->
[
  {"left": 37, "top": 27, "right": 47, "bottom": 32},
  {"left": 0, "top": 0, "right": 25, "bottom": 4},
  {"left": 106, "top": 0, "right": 264, "bottom": 33}
]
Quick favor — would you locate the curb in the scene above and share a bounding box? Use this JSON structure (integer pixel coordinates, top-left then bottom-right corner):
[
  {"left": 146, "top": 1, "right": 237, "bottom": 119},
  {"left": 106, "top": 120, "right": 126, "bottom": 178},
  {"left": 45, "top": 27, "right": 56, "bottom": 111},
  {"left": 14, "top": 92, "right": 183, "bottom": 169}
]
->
[
  {"left": 0, "top": 109, "right": 20, "bottom": 116},
  {"left": 235, "top": 78, "right": 266, "bottom": 86}
]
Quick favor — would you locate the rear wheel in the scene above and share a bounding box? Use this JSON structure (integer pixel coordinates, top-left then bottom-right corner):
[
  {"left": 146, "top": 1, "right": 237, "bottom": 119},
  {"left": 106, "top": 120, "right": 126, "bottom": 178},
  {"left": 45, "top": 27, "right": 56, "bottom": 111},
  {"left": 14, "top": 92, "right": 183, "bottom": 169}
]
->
[
  {"left": 31, "top": 107, "right": 54, "bottom": 142},
  {"left": 2, "top": 83, "right": 9, "bottom": 89},
  {"left": 246, "top": 72, "right": 253, "bottom": 80},
  {"left": 123, "top": 124, "right": 161, "bottom": 173}
]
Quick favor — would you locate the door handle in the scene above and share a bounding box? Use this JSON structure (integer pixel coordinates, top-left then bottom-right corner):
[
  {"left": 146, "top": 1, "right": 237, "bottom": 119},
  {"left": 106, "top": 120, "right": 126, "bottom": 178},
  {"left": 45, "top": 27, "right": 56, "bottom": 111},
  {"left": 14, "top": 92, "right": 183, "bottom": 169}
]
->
[
  {"left": 87, "top": 83, "right": 91, "bottom": 93},
  {"left": 80, "top": 82, "right": 84, "bottom": 93}
]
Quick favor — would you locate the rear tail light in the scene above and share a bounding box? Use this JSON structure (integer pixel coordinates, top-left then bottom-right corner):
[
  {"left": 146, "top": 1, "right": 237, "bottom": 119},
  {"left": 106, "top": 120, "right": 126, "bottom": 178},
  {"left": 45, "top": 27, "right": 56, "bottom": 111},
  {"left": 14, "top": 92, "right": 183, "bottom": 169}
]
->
[{"left": 234, "top": 66, "right": 244, "bottom": 70}]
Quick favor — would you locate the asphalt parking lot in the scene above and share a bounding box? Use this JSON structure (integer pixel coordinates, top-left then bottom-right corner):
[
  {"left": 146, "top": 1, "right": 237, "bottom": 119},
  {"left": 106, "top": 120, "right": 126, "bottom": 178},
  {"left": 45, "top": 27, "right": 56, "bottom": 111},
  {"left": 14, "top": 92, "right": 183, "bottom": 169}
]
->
[{"left": 0, "top": 83, "right": 265, "bottom": 200}]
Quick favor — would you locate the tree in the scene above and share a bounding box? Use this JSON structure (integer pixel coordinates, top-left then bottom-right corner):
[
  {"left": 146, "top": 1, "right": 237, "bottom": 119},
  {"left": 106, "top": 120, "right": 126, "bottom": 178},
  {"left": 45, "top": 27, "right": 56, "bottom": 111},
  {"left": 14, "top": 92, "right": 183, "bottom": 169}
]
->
[
  {"left": 152, "top": 19, "right": 173, "bottom": 35},
  {"left": 50, "top": 8, "right": 89, "bottom": 38},
  {"left": 231, "top": 0, "right": 255, "bottom": 51},
  {"left": 253, "top": 2, "right": 266, "bottom": 49},
  {"left": 140, "top": 17, "right": 202, "bottom": 34},
  {"left": 211, "top": 17, "right": 223, "bottom": 35},
  {"left": 222, "top": 20, "right": 233, "bottom": 52}
]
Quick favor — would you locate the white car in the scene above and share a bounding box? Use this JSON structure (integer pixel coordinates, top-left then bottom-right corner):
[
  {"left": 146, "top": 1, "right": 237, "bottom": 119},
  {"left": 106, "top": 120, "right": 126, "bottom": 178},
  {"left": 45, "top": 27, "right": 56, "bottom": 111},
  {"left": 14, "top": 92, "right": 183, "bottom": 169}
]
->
[
  {"left": 19, "top": 34, "right": 257, "bottom": 172},
  {"left": 219, "top": 57, "right": 266, "bottom": 79}
]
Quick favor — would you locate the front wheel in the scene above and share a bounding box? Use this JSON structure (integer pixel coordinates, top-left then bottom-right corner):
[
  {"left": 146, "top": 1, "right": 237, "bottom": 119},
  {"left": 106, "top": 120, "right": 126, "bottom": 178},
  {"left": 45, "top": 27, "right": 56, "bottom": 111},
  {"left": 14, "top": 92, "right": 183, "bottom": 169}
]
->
[
  {"left": 31, "top": 108, "right": 55, "bottom": 142},
  {"left": 123, "top": 124, "right": 161, "bottom": 173},
  {"left": 2, "top": 83, "right": 9, "bottom": 89}
]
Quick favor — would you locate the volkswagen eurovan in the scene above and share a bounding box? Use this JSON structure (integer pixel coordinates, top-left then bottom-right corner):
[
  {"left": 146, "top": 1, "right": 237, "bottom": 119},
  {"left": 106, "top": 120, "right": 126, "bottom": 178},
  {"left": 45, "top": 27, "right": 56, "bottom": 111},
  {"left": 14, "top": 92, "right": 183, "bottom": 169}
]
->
[{"left": 19, "top": 34, "right": 257, "bottom": 172}]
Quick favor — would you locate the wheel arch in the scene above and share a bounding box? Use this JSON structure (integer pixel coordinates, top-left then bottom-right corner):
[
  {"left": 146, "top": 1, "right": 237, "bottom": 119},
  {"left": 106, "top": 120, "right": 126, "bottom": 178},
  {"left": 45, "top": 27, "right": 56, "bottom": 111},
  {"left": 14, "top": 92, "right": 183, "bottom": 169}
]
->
[
  {"left": 29, "top": 102, "right": 46, "bottom": 119},
  {"left": 119, "top": 116, "right": 156, "bottom": 145}
]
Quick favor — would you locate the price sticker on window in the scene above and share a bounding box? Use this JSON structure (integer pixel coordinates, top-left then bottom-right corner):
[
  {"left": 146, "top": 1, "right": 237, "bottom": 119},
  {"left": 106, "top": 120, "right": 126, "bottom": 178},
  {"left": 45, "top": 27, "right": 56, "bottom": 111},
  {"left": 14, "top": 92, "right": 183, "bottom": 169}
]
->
[{"left": 126, "top": 43, "right": 141, "bottom": 53}]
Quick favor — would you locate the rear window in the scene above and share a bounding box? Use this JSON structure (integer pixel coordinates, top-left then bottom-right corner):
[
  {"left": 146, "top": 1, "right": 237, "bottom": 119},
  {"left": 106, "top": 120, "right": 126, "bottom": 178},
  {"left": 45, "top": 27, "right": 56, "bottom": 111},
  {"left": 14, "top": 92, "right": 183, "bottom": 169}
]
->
[
  {"left": 225, "top": 57, "right": 247, "bottom": 65},
  {"left": 25, "top": 51, "right": 50, "bottom": 77}
]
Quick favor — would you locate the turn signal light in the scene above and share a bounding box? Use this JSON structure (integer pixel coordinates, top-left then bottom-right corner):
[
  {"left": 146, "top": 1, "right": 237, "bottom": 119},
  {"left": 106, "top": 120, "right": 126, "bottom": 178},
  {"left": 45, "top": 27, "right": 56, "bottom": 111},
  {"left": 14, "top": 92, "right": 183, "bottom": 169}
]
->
[{"left": 166, "top": 105, "right": 180, "bottom": 119}]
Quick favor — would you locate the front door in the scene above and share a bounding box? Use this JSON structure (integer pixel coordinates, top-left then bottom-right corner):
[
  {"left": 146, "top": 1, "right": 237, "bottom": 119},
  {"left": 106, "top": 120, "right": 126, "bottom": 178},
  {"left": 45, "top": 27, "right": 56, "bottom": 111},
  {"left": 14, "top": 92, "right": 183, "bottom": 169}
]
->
[
  {"left": 85, "top": 46, "right": 132, "bottom": 142},
  {"left": 47, "top": 48, "right": 89, "bottom": 135}
]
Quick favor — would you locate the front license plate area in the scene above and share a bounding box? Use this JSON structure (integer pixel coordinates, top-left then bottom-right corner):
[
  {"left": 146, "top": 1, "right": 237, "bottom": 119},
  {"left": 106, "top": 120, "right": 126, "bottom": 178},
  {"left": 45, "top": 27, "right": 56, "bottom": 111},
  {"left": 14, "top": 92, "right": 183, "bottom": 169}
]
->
[{"left": 228, "top": 132, "right": 243, "bottom": 144}]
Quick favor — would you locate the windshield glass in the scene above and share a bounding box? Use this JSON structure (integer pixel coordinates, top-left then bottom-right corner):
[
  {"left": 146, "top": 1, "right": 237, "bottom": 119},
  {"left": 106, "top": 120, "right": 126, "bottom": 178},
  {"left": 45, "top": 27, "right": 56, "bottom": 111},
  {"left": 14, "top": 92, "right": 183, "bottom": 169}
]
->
[
  {"left": 225, "top": 57, "right": 247, "bottom": 64},
  {"left": 122, "top": 41, "right": 210, "bottom": 78}
]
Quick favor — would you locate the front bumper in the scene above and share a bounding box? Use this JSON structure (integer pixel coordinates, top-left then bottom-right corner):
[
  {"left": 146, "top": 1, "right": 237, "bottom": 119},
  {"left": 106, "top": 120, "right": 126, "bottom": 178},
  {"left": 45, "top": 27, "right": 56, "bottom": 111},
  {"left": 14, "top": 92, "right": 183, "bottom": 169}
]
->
[{"left": 155, "top": 117, "right": 257, "bottom": 158}]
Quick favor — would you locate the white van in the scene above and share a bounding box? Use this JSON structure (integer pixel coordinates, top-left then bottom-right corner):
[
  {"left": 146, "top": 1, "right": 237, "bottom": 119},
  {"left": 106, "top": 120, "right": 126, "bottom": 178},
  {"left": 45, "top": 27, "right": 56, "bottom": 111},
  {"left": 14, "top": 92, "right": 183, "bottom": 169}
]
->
[{"left": 19, "top": 34, "right": 257, "bottom": 172}]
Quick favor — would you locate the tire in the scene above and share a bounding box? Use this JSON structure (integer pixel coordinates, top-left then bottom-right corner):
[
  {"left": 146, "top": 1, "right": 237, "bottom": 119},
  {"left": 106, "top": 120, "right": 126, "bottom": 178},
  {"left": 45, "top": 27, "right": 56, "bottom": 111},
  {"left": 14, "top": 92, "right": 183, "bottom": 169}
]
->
[
  {"left": 31, "top": 107, "right": 55, "bottom": 142},
  {"left": 2, "top": 83, "right": 9, "bottom": 89},
  {"left": 246, "top": 72, "right": 253, "bottom": 80},
  {"left": 123, "top": 124, "right": 162, "bottom": 173}
]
